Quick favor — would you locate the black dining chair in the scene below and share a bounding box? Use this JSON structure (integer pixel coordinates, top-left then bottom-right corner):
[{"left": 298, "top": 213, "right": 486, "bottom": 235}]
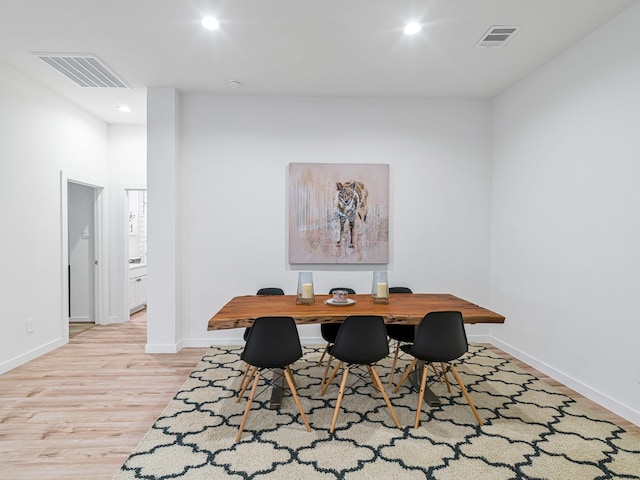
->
[
  {"left": 317, "top": 287, "right": 355, "bottom": 367},
  {"left": 320, "top": 315, "right": 401, "bottom": 433},
  {"left": 393, "top": 311, "right": 483, "bottom": 428},
  {"left": 385, "top": 286, "right": 414, "bottom": 388},
  {"left": 317, "top": 287, "right": 356, "bottom": 388},
  {"left": 235, "top": 316, "right": 311, "bottom": 441},
  {"left": 237, "top": 287, "right": 285, "bottom": 396}
]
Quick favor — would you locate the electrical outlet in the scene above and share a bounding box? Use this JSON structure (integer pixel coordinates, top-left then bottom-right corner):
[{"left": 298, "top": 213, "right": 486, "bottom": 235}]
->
[{"left": 26, "top": 318, "right": 34, "bottom": 334}]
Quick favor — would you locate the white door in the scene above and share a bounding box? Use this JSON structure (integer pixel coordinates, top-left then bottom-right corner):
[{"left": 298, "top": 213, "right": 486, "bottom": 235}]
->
[{"left": 68, "top": 182, "right": 96, "bottom": 323}]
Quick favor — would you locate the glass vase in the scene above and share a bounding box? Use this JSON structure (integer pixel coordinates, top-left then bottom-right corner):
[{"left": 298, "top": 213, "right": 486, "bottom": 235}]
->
[
  {"left": 296, "top": 272, "right": 315, "bottom": 305},
  {"left": 371, "top": 271, "right": 389, "bottom": 304}
]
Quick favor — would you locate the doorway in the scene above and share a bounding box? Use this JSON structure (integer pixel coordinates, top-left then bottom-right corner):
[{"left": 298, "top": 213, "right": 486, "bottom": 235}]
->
[
  {"left": 61, "top": 171, "right": 105, "bottom": 342},
  {"left": 126, "top": 189, "right": 148, "bottom": 317}
]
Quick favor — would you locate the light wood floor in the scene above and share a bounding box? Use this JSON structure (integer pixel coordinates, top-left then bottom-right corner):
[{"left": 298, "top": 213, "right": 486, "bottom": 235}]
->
[
  {"left": 1, "top": 312, "right": 638, "bottom": 480},
  {"left": 69, "top": 322, "right": 96, "bottom": 338},
  {"left": 0, "top": 310, "right": 207, "bottom": 480}
]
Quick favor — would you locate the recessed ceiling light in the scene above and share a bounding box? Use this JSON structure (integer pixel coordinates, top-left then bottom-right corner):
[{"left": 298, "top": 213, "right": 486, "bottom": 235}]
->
[
  {"left": 201, "top": 16, "right": 220, "bottom": 30},
  {"left": 116, "top": 105, "right": 131, "bottom": 113},
  {"left": 403, "top": 22, "right": 421, "bottom": 35},
  {"left": 229, "top": 80, "right": 242, "bottom": 88}
]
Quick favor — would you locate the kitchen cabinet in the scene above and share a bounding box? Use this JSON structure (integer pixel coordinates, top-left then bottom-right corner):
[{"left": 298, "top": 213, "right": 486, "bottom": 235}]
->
[{"left": 129, "top": 265, "right": 147, "bottom": 313}]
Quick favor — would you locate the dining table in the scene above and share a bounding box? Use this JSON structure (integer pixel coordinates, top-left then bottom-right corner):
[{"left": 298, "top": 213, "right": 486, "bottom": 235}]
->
[{"left": 208, "top": 293, "right": 505, "bottom": 408}]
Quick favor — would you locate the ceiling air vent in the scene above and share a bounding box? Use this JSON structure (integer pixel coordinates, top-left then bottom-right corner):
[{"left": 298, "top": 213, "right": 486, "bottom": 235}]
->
[
  {"left": 32, "top": 52, "right": 129, "bottom": 88},
  {"left": 475, "top": 26, "right": 519, "bottom": 48}
]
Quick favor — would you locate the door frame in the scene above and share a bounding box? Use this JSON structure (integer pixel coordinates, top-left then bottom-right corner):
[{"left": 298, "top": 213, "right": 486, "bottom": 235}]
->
[{"left": 61, "top": 171, "right": 106, "bottom": 342}]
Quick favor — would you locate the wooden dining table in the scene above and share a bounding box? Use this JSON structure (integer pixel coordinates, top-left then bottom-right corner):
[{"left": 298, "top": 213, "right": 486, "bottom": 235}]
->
[
  {"left": 208, "top": 293, "right": 505, "bottom": 409},
  {"left": 207, "top": 293, "right": 505, "bottom": 330}
]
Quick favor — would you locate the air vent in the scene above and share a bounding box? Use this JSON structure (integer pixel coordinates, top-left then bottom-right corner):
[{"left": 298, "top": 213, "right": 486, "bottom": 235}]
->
[
  {"left": 475, "top": 26, "right": 519, "bottom": 48},
  {"left": 32, "top": 53, "right": 129, "bottom": 88}
]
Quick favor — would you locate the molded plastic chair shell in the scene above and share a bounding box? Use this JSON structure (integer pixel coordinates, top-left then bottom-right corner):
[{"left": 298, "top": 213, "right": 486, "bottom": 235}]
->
[
  {"left": 256, "top": 287, "right": 285, "bottom": 296},
  {"left": 241, "top": 316, "right": 303, "bottom": 368},
  {"left": 330, "top": 315, "right": 389, "bottom": 365}
]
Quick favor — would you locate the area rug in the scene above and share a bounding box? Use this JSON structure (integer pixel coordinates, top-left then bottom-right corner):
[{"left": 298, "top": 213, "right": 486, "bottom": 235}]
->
[{"left": 114, "top": 345, "right": 640, "bottom": 480}]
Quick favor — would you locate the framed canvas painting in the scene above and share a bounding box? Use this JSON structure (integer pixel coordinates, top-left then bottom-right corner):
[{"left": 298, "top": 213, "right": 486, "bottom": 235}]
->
[{"left": 289, "top": 163, "right": 389, "bottom": 264}]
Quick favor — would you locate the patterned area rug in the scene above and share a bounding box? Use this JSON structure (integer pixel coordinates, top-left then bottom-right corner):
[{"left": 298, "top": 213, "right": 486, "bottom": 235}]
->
[{"left": 114, "top": 345, "right": 640, "bottom": 480}]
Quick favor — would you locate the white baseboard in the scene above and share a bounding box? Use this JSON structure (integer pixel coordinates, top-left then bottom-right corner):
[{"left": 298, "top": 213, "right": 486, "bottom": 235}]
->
[
  {"left": 467, "top": 334, "right": 493, "bottom": 344},
  {"left": 182, "top": 338, "right": 231, "bottom": 347},
  {"left": 0, "top": 337, "right": 66, "bottom": 375},
  {"left": 69, "top": 316, "right": 91, "bottom": 322},
  {"left": 489, "top": 336, "right": 640, "bottom": 427},
  {"left": 108, "top": 315, "right": 127, "bottom": 324},
  {"left": 144, "top": 341, "right": 183, "bottom": 354}
]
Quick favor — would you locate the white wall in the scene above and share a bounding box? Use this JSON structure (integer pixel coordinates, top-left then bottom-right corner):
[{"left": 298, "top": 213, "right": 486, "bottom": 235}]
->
[
  {"left": 146, "top": 88, "right": 181, "bottom": 352},
  {"left": 107, "top": 124, "right": 147, "bottom": 323},
  {"left": 0, "top": 60, "right": 109, "bottom": 372},
  {"left": 170, "top": 95, "right": 493, "bottom": 347},
  {"left": 491, "top": 2, "right": 640, "bottom": 424}
]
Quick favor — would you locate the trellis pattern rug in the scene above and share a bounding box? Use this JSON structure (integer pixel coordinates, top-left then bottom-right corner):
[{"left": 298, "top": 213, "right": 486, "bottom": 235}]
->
[{"left": 114, "top": 345, "right": 640, "bottom": 480}]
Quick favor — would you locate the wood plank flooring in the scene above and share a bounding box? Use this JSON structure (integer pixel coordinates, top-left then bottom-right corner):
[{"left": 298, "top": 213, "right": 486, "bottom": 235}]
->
[
  {"left": 69, "top": 322, "right": 96, "bottom": 338},
  {"left": 0, "top": 310, "right": 207, "bottom": 480},
  {"left": 1, "top": 311, "right": 637, "bottom": 479}
]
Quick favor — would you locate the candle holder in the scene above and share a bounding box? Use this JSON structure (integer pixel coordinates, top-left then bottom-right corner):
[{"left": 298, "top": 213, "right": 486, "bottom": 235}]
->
[
  {"left": 371, "top": 271, "right": 389, "bottom": 304},
  {"left": 296, "top": 272, "right": 315, "bottom": 305}
]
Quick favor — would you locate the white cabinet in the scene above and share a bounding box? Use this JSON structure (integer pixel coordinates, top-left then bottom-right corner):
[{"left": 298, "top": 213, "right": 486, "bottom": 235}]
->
[{"left": 129, "top": 265, "right": 147, "bottom": 313}]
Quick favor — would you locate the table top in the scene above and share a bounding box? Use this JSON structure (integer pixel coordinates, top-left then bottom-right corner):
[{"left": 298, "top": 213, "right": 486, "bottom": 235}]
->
[{"left": 208, "top": 293, "right": 505, "bottom": 330}]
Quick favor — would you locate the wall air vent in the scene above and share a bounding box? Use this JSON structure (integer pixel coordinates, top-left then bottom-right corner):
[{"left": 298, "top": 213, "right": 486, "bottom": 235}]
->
[
  {"left": 31, "top": 52, "right": 129, "bottom": 88},
  {"left": 475, "top": 26, "right": 519, "bottom": 48}
]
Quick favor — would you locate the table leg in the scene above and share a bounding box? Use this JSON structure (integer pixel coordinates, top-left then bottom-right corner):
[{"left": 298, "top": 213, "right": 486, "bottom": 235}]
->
[
  {"left": 269, "top": 368, "right": 285, "bottom": 410},
  {"left": 407, "top": 360, "right": 441, "bottom": 407}
]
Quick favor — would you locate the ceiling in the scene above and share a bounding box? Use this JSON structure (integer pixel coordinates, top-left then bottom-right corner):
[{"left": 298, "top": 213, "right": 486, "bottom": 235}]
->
[{"left": 0, "top": 0, "right": 636, "bottom": 124}]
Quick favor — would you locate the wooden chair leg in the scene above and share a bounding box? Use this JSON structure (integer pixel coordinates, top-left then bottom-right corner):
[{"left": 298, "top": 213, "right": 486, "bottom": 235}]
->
[
  {"left": 414, "top": 361, "right": 430, "bottom": 428},
  {"left": 370, "top": 366, "right": 401, "bottom": 429},
  {"left": 317, "top": 343, "right": 329, "bottom": 366},
  {"left": 320, "top": 361, "right": 343, "bottom": 396},
  {"left": 367, "top": 365, "right": 380, "bottom": 391},
  {"left": 387, "top": 341, "right": 401, "bottom": 388},
  {"left": 319, "top": 354, "right": 334, "bottom": 390},
  {"left": 441, "top": 362, "right": 452, "bottom": 393},
  {"left": 449, "top": 364, "right": 483, "bottom": 426},
  {"left": 329, "top": 366, "right": 350, "bottom": 433},
  {"left": 286, "top": 366, "right": 297, "bottom": 389},
  {"left": 236, "top": 366, "right": 257, "bottom": 402},
  {"left": 393, "top": 358, "right": 418, "bottom": 393},
  {"left": 283, "top": 368, "right": 311, "bottom": 432},
  {"left": 236, "top": 371, "right": 261, "bottom": 442},
  {"left": 238, "top": 363, "right": 251, "bottom": 391}
]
